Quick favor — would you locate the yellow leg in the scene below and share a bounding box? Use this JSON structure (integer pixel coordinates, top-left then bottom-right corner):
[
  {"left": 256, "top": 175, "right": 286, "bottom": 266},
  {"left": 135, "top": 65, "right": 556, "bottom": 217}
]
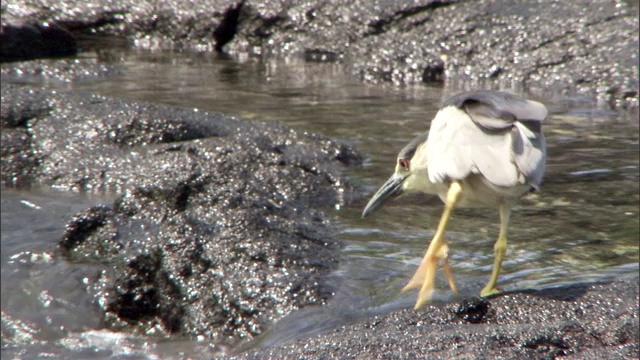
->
[
  {"left": 480, "top": 203, "right": 511, "bottom": 297},
  {"left": 401, "top": 181, "right": 462, "bottom": 309}
]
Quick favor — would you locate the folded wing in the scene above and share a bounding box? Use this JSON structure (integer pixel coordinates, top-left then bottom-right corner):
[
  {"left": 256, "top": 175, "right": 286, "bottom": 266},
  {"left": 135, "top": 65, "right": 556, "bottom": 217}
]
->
[{"left": 426, "top": 90, "right": 547, "bottom": 189}]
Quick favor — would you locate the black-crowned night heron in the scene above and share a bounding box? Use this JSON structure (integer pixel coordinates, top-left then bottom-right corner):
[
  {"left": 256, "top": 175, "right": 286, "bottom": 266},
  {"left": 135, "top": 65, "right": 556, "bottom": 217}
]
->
[{"left": 362, "top": 90, "right": 547, "bottom": 309}]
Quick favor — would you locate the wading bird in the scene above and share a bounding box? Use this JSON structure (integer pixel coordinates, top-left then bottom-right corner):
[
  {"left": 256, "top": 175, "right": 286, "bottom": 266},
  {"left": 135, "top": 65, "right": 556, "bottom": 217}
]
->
[{"left": 362, "top": 90, "right": 547, "bottom": 309}]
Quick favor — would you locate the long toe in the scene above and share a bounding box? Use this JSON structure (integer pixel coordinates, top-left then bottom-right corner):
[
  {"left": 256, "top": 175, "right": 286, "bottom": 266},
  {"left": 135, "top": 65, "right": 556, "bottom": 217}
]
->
[
  {"left": 414, "top": 287, "right": 434, "bottom": 309},
  {"left": 401, "top": 270, "right": 426, "bottom": 293}
]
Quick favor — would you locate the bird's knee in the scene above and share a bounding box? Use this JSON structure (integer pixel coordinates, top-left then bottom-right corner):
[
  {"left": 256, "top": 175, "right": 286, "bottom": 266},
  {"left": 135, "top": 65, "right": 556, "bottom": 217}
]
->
[
  {"left": 494, "top": 237, "right": 507, "bottom": 254},
  {"left": 434, "top": 243, "right": 450, "bottom": 259}
]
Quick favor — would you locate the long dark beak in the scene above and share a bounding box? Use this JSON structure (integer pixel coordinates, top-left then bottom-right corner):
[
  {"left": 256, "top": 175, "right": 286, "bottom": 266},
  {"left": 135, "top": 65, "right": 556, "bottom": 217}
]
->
[{"left": 362, "top": 173, "right": 407, "bottom": 218}]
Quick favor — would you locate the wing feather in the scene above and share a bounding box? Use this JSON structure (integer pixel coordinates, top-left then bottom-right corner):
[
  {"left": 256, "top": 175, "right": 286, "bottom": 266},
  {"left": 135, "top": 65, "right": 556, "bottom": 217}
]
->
[
  {"left": 513, "top": 122, "right": 546, "bottom": 189},
  {"left": 427, "top": 91, "right": 547, "bottom": 188}
]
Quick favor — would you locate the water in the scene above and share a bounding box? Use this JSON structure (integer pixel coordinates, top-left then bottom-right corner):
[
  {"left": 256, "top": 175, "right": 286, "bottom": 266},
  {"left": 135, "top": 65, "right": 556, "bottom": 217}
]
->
[{"left": 2, "top": 48, "right": 638, "bottom": 358}]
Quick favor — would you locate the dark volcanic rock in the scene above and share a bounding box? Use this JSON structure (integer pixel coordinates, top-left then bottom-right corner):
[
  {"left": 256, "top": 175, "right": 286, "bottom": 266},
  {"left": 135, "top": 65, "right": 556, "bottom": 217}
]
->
[
  {"left": 2, "top": 0, "right": 638, "bottom": 107},
  {"left": 235, "top": 279, "right": 639, "bottom": 359},
  {"left": 0, "top": 86, "right": 50, "bottom": 187},
  {"left": 1, "top": 82, "right": 361, "bottom": 344},
  {"left": 229, "top": 0, "right": 639, "bottom": 107},
  {"left": 0, "top": 22, "right": 77, "bottom": 61}
]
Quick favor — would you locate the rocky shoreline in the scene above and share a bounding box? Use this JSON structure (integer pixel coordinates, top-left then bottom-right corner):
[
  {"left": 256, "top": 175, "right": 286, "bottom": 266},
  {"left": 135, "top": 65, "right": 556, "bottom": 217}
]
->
[
  {"left": 2, "top": 0, "right": 638, "bottom": 107},
  {"left": 235, "top": 279, "right": 639, "bottom": 359},
  {"left": 2, "top": 0, "right": 638, "bottom": 358},
  {"left": 1, "top": 82, "right": 361, "bottom": 345}
]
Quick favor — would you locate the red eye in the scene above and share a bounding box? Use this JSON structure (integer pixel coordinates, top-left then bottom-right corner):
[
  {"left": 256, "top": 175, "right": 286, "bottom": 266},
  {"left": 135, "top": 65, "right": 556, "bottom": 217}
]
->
[{"left": 399, "top": 159, "right": 409, "bottom": 171}]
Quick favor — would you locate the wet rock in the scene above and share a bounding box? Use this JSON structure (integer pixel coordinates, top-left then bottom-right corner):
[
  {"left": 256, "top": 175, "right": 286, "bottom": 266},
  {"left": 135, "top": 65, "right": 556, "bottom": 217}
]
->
[
  {"left": 235, "top": 279, "right": 639, "bottom": 359},
  {"left": 0, "top": 22, "right": 76, "bottom": 62},
  {"left": 0, "top": 0, "right": 234, "bottom": 55},
  {"left": 1, "top": 82, "right": 361, "bottom": 344},
  {"left": 452, "top": 296, "right": 490, "bottom": 324},
  {"left": 229, "top": 0, "right": 638, "bottom": 107},
  {"left": 1, "top": 0, "right": 637, "bottom": 107},
  {"left": 0, "top": 85, "right": 50, "bottom": 187},
  {"left": 59, "top": 206, "right": 121, "bottom": 259},
  {"left": 0, "top": 83, "right": 360, "bottom": 193}
]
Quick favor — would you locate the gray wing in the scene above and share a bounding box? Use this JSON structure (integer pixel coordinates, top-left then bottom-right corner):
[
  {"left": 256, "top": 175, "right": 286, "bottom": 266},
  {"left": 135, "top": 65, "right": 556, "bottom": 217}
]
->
[
  {"left": 427, "top": 90, "right": 547, "bottom": 188},
  {"left": 512, "top": 121, "right": 546, "bottom": 189}
]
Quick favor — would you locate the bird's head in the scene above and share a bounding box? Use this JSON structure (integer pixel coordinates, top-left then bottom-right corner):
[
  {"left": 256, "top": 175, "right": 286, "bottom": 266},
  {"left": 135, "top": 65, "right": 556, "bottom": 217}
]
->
[{"left": 362, "top": 133, "right": 429, "bottom": 218}]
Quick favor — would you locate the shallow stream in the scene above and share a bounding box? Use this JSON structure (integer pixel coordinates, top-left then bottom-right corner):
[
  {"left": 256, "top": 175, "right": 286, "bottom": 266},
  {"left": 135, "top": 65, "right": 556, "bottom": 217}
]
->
[{"left": 2, "top": 49, "right": 638, "bottom": 358}]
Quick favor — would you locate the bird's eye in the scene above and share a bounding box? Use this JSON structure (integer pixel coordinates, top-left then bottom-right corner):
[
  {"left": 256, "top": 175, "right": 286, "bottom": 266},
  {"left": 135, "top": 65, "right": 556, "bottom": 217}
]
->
[{"left": 399, "top": 159, "right": 410, "bottom": 171}]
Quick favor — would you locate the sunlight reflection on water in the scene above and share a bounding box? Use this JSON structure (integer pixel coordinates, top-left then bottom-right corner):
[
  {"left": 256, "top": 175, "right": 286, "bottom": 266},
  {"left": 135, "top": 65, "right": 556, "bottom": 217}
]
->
[{"left": 2, "top": 48, "right": 638, "bottom": 358}]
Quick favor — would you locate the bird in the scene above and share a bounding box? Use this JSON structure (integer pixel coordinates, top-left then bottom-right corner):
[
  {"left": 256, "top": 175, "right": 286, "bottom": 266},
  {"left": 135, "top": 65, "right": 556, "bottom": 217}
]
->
[{"left": 361, "top": 90, "right": 547, "bottom": 310}]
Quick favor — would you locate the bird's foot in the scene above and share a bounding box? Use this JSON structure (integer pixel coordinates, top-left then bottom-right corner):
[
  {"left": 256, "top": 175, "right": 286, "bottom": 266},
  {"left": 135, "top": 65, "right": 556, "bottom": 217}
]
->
[
  {"left": 402, "top": 276, "right": 435, "bottom": 310},
  {"left": 414, "top": 288, "right": 434, "bottom": 310},
  {"left": 401, "top": 254, "right": 458, "bottom": 309},
  {"left": 401, "top": 260, "right": 429, "bottom": 293},
  {"left": 480, "top": 286, "right": 501, "bottom": 297},
  {"left": 400, "top": 255, "right": 437, "bottom": 309}
]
